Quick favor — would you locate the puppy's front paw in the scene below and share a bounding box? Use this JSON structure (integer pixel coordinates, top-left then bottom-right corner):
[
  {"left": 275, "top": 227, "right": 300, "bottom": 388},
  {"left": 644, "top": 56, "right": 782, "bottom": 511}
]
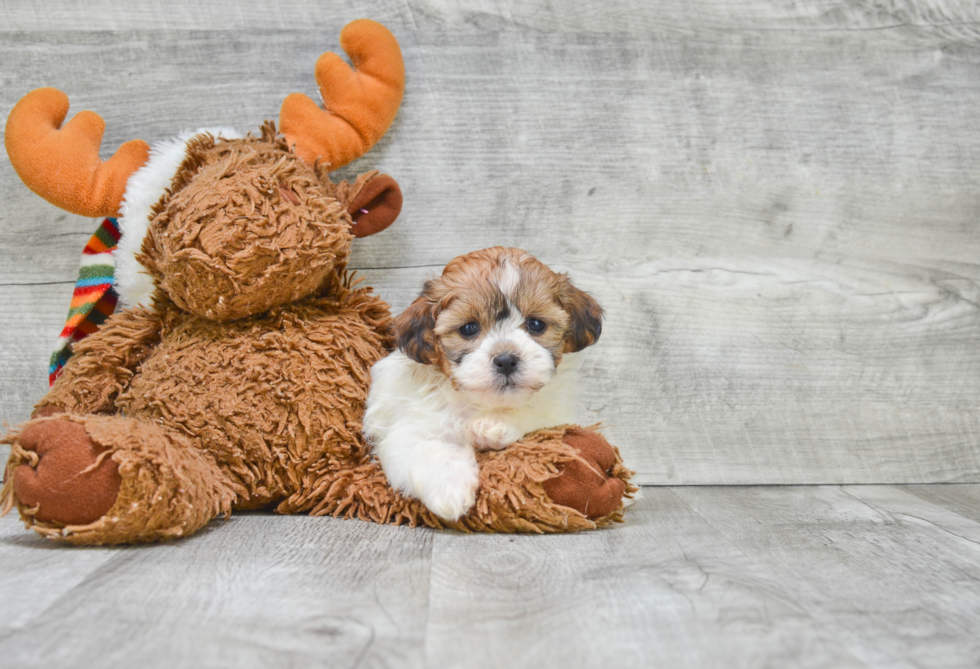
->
[
  {"left": 419, "top": 457, "right": 480, "bottom": 521},
  {"left": 465, "top": 416, "right": 523, "bottom": 452}
]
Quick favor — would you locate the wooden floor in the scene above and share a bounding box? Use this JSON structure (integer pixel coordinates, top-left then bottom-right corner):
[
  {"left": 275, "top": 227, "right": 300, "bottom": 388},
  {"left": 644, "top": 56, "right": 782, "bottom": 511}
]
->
[{"left": 0, "top": 484, "right": 977, "bottom": 668}]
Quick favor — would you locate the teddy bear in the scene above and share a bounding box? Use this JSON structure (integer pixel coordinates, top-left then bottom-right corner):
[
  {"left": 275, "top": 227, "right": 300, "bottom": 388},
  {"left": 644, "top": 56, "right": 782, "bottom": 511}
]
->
[{"left": 0, "top": 19, "right": 634, "bottom": 544}]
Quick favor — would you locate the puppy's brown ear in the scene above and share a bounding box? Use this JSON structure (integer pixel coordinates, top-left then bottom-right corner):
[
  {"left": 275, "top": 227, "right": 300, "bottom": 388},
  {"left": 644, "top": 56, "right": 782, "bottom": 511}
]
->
[
  {"left": 394, "top": 282, "right": 439, "bottom": 364},
  {"left": 559, "top": 277, "right": 603, "bottom": 353}
]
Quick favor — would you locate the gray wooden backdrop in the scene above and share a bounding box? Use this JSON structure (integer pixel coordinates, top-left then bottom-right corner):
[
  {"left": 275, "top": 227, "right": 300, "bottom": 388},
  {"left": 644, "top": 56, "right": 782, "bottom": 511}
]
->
[{"left": 2, "top": 0, "right": 979, "bottom": 485}]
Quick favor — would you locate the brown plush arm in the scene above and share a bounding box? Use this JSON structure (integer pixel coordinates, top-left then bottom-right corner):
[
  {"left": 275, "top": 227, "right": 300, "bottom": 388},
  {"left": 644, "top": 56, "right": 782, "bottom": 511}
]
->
[
  {"left": 298, "top": 425, "right": 635, "bottom": 533},
  {"left": 35, "top": 306, "right": 164, "bottom": 416}
]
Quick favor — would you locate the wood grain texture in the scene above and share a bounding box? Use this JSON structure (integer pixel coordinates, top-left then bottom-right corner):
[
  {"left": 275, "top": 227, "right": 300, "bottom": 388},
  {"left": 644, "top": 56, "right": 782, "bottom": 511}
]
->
[
  {"left": 0, "top": 514, "right": 122, "bottom": 643},
  {"left": 900, "top": 483, "right": 980, "bottom": 525},
  {"left": 0, "top": 0, "right": 421, "bottom": 32},
  {"left": 673, "top": 485, "right": 980, "bottom": 668},
  {"left": 3, "top": 484, "right": 980, "bottom": 668},
  {"left": 404, "top": 0, "right": 980, "bottom": 40},
  {"left": 0, "top": 514, "right": 433, "bottom": 669},
  {"left": 1, "top": 3, "right": 979, "bottom": 484},
  {"left": 425, "top": 488, "right": 867, "bottom": 669},
  {"left": 3, "top": 1, "right": 979, "bottom": 40}
]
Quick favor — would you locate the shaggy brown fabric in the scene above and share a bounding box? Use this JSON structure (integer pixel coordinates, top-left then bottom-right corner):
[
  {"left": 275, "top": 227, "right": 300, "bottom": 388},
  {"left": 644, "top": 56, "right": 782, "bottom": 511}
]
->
[
  {"left": 141, "top": 127, "right": 352, "bottom": 322},
  {"left": 3, "top": 414, "right": 235, "bottom": 545},
  {"left": 118, "top": 285, "right": 390, "bottom": 509},
  {"left": 458, "top": 426, "right": 637, "bottom": 532},
  {"left": 303, "top": 425, "right": 637, "bottom": 533},
  {"left": 35, "top": 306, "right": 163, "bottom": 416},
  {"left": 31, "top": 406, "right": 65, "bottom": 419}
]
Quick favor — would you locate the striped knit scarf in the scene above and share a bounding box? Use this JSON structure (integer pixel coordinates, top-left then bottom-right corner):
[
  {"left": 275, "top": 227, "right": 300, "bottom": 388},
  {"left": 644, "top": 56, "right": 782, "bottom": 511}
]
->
[{"left": 49, "top": 217, "right": 121, "bottom": 386}]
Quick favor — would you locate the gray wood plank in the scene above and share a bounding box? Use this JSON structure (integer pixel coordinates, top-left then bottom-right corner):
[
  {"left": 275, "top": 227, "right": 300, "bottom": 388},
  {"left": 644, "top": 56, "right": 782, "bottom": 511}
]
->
[
  {"left": 3, "top": 0, "right": 979, "bottom": 41},
  {"left": 424, "top": 489, "right": 867, "bottom": 669},
  {"left": 0, "top": 514, "right": 433, "bottom": 669},
  {"left": 3, "top": 485, "right": 980, "bottom": 667},
  {"left": 0, "top": 283, "right": 73, "bottom": 425},
  {"left": 0, "top": 0, "right": 420, "bottom": 32},
  {"left": 0, "top": 514, "right": 122, "bottom": 642},
  {"left": 403, "top": 0, "right": 980, "bottom": 39},
  {"left": 846, "top": 484, "right": 980, "bottom": 544},
  {"left": 672, "top": 485, "right": 980, "bottom": 668},
  {"left": 2, "top": 12, "right": 979, "bottom": 484},
  {"left": 900, "top": 484, "right": 980, "bottom": 526}
]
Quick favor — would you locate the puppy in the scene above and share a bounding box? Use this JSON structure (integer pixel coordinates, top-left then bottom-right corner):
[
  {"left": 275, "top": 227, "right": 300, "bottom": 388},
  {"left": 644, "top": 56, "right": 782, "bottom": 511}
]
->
[{"left": 363, "top": 247, "right": 603, "bottom": 521}]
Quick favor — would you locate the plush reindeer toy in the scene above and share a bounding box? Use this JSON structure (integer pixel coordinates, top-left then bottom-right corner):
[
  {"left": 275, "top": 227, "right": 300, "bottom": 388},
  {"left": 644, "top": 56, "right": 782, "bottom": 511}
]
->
[{"left": 1, "top": 20, "right": 634, "bottom": 544}]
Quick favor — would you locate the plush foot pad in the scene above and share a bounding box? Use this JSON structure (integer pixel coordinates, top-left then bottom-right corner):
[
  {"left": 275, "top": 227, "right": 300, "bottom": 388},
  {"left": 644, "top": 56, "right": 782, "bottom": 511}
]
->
[
  {"left": 542, "top": 429, "right": 627, "bottom": 519},
  {"left": 12, "top": 419, "right": 121, "bottom": 525}
]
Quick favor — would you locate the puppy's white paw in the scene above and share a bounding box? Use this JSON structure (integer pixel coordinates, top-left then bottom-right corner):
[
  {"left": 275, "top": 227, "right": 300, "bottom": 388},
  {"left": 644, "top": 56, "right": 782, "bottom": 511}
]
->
[
  {"left": 418, "top": 457, "right": 480, "bottom": 521},
  {"left": 465, "top": 416, "right": 523, "bottom": 452}
]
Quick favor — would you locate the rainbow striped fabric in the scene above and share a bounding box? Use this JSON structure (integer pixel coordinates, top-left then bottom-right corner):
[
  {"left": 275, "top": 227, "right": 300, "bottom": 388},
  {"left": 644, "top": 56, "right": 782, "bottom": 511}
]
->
[{"left": 49, "top": 217, "right": 121, "bottom": 386}]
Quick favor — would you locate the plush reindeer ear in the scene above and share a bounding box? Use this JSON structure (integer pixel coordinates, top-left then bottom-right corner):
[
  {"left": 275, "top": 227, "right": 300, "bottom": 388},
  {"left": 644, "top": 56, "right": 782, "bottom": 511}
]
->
[
  {"left": 348, "top": 173, "right": 402, "bottom": 238},
  {"left": 394, "top": 281, "right": 440, "bottom": 364},
  {"left": 558, "top": 277, "right": 603, "bottom": 353}
]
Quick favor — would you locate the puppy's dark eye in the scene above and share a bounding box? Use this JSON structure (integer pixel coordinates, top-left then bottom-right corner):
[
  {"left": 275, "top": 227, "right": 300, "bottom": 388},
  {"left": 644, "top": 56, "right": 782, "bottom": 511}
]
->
[
  {"left": 526, "top": 318, "right": 547, "bottom": 334},
  {"left": 459, "top": 322, "right": 480, "bottom": 338}
]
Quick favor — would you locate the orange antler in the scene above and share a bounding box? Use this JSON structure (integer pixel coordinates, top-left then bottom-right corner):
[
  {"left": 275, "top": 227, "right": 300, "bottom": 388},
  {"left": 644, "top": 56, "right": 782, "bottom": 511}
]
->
[
  {"left": 5, "top": 88, "right": 149, "bottom": 217},
  {"left": 280, "top": 19, "right": 405, "bottom": 169}
]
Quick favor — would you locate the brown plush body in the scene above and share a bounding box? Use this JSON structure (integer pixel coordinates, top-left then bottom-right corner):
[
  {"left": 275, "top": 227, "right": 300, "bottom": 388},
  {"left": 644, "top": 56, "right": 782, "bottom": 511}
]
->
[
  {"left": 1, "top": 20, "right": 634, "bottom": 544},
  {"left": 3, "top": 280, "right": 633, "bottom": 543}
]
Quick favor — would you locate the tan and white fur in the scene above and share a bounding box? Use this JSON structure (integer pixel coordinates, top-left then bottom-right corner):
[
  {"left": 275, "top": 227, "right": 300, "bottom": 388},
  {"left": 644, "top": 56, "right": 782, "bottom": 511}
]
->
[{"left": 363, "top": 247, "right": 603, "bottom": 521}]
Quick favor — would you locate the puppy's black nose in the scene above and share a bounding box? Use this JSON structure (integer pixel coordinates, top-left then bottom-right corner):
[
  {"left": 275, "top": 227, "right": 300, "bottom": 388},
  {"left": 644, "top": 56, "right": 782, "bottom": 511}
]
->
[{"left": 493, "top": 353, "right": 520, "bottom": 376}]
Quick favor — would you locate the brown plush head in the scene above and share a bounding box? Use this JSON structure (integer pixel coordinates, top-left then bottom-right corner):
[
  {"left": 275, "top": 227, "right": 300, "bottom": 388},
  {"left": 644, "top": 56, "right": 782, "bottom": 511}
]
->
[
  {"left": 4, "top": 19, "right": 405, "bottom": 321},
  {"left": 138, "top": 128, "right": 344, "bottom": 320}
]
